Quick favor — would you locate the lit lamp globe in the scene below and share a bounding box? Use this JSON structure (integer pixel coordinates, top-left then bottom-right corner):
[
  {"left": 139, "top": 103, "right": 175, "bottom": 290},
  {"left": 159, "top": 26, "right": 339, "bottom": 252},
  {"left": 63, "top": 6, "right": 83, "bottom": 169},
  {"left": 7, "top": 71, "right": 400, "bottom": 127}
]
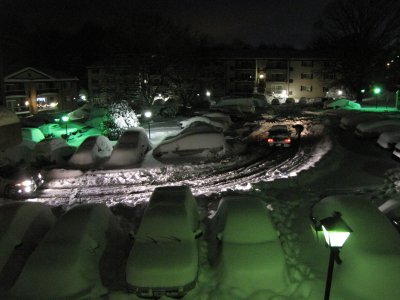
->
[
  {"left": 320, "top": 213, "right": 352, "bottom": 248},
  {"left": 144, "top": 111, "right": 152, "bottom": 119}
]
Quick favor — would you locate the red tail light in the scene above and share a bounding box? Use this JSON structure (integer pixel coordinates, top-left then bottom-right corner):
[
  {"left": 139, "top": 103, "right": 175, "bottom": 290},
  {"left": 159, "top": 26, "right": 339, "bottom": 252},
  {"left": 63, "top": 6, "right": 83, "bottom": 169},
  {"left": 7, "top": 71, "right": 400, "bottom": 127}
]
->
[
  {"left": 284, "top": 138, "right": 291, "bottom": 143},
  {"left": 267, "top": 138, "right": 274, "bottom": 143}
]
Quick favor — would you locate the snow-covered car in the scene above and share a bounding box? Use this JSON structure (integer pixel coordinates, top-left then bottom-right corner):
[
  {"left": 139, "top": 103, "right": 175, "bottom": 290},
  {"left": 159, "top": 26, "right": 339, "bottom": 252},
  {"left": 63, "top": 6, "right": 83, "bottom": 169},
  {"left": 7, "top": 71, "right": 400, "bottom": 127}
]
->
[
  {"left": 7, "top": 203, "right": 123, "bottom": 299},
  {"left": 354, "top": 119, "right": 400, "bottom": 138},
  {"left": 325, "top": 98, "right": 361, "bottom": 110},
  {"left": 103, "top": 128, "right": 150, "bottom": 168},
  {"left": 0, "top": 202, "right": 56, "bottom": 287},
  {"left": 32, "top": 138, "right": 76, "bottom": 166},
  {"left": 377, "top": 130, "right": 400, "bottom": 149},
  {"left": 126, "top": 186, "right": 201, "bottom": 298},
  {"left": 153, "top": 129, "right": 227, "bottom": 159},
  {"left": 0, "top": 164, "right": 44, "bottom": 198},
  {"left": 214, "top": 195, "right": 289, "bottom": 293},
  {"left": 179, "top": 115, "right": 227, "bottom": 132},
  {"left": 393, "top": 142, "right": 400, "bottom": 160},
  {"left": 339, "top": 112, "right": 384, "bottom": 130},
  {"left": 22, "top": 127, "right": 45, "bottom": 142},
  {"left": 267, "top": 125, "right": 292, "bottom": 147},
  {"left": 68, "top": 135, "right": 113, "bottom": 169}
]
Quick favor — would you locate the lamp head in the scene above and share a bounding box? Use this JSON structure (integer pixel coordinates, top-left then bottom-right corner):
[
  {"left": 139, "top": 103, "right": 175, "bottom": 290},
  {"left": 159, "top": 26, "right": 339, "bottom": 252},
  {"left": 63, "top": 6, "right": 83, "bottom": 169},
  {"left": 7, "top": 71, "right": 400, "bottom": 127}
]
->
[{"left": 320, "top": 212, "right": 352, "bottom": 248}]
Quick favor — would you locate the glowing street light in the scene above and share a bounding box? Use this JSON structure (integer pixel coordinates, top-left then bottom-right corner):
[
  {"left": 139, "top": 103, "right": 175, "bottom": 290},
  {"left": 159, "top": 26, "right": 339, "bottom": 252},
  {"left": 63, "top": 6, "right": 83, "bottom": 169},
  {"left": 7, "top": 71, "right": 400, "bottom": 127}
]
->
[
  {"left": 373, "top": 86, "right": 381, "bottom": 108},
  {"left": 337, "top": 90, "right": 343, "bottom": 96},
  {"left": 320, "top": 212, "right": 352, "bottom": 300},
  {"left": 205, "top": 90, "right": 211, "bottom": 97},
  {"left": 144, "top": 110, "right": 152, "bottom": 139},
  {"left": 61, "top": 115, "right": 70, "bottom": 137}
]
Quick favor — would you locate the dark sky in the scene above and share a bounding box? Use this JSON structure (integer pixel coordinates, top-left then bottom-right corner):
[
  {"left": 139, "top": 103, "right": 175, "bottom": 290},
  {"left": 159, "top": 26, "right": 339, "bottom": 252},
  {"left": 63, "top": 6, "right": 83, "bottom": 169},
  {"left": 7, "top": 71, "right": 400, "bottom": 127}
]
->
[{"left": 1, "top": 0, "right": 331, "bottom": 49}]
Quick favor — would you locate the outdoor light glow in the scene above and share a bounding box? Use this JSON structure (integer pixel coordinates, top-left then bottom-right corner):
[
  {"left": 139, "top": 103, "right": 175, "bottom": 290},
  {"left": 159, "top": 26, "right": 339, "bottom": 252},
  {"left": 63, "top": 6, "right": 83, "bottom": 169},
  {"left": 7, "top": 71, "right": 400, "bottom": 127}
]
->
[
  {"left": 361, "top": 89, "right": 365, "bottom": 93},
  {"left": 206, "top": 90, "right": 211, "bottom": 97},
  {"left": 320, "top": 213, "right": 352, "bottom": 248},
  {"left": 259, "top": 74, "right": 265, "bottom": 79},
  {"left": 61, "top": 116, "right": 70, "bottom": 122},
  {"left": 50, "top": 102, "right": 58, "bottom": 107},
  {"left": 25, "top": 101, "right": 29, "bottom": 106},
  {"left": 322, "top": 226, "right": 351, "bottom": 248},
  {"left": 373, "top": 87, "right": 381, "bottom": 94},
  {"left": 337, "top": 90, "right": 343, "bottom": 96},
  {"left": 144, "top": 111, "right": 152, "bottom": 118}
]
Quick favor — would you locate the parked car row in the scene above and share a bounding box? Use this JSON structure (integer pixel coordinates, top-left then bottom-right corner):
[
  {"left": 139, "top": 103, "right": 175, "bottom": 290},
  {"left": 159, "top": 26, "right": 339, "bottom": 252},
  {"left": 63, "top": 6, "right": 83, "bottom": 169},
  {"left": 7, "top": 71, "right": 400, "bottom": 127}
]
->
[
  {"left": 339, "top": 112, "right": 400, "bottom": 159},
  {"left": 0, "top": 187, "right": 288, "bottom": 299}
]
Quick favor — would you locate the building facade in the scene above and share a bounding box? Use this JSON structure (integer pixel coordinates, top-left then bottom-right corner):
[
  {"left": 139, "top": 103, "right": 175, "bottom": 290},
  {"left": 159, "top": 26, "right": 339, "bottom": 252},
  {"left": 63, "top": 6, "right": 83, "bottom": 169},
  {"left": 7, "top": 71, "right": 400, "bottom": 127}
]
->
[
  {"left": 87, "top": 50, "right": 335, "bottom": 106},
  {"left": 220, "top": 51, "right": 335, "bottom": 102},
  {"left": 4, "top": 67, "right": 79, "bottom": 114}
]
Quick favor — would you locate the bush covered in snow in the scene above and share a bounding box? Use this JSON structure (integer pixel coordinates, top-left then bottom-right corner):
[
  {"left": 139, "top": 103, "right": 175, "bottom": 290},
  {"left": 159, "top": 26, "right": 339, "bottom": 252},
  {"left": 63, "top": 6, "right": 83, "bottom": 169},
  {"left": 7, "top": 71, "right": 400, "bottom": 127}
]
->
[{"left": 101, "top": 100, "right": 140, "bottom": 140}]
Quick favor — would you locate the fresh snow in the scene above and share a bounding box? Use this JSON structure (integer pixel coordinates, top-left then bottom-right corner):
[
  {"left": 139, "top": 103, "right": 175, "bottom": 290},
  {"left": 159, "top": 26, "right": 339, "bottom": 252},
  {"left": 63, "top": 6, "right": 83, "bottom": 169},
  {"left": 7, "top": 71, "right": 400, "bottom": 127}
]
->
[{"left": 0, "top": 109, "right": 399, "bottom": 299}]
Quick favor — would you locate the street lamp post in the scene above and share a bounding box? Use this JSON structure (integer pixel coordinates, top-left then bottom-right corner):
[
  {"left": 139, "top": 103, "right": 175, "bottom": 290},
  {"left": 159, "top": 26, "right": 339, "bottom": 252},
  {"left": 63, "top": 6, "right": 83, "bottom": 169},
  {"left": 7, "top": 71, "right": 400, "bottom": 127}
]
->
[
  {"left": 373, "top": 87, "right": 381, "bottom": 109},
  {"left": 320, "top": 212, "right": 353, "bottom": 300},
  {"left": 144, "top": 110, "right": 152, "bottom": 139},
  {"left": 61, "top": 115, "right": 70, "bottom": 138},
  {"left": 396, "top": 90, "right": 399, "bottom": 110}
]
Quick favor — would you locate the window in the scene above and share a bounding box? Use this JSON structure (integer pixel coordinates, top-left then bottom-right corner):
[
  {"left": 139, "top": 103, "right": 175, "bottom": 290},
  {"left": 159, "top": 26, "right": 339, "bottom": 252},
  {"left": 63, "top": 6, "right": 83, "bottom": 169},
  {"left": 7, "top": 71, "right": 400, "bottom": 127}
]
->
[
  {"left": 301, "top": 73, "right": 313, "bottom": 79},
  {"left": 266, "top": 60, "right": 287, "bottom": 69},
  {"left": 289, "top": 79, "right": 293, "bottom": 83},
  {"left": 268, "top": 73, "right": 287, "bottom": 82},
  {"left": 301, "top": 60, "right": 313, "bottom": 67},
  {"left": 271, "top": 85, "right": 283, "bottom": 93},
  {"left": 289, "top": 91, "right": 293, "bottom": 95},
  {"left": 301, "top": 85, "right": 313, "bottom": 92},
  {"left": 323, "top": 73, "right": 335, "bottom": 80}
]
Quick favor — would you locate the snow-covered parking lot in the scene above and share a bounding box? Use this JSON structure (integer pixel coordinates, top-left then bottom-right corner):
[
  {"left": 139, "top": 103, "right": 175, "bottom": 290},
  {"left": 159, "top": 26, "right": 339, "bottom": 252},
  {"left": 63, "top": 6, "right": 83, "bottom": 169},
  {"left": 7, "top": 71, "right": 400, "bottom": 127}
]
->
[{"left": 0, "top": 109, "right": 400, "bottom": 299}]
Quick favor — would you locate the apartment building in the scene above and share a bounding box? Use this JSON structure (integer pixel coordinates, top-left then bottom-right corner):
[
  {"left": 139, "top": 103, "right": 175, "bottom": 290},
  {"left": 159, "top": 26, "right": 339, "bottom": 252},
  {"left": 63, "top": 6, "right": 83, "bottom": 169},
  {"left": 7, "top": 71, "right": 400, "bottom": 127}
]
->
[
  {"left": 4, "top": 67, "right": 79, "bottom": 114},
  {"left": 220, "top": 49, "right": 335, "bottom": 102},
  {"left": 87, "top": 49, "right": 335, "bottom": 106}
]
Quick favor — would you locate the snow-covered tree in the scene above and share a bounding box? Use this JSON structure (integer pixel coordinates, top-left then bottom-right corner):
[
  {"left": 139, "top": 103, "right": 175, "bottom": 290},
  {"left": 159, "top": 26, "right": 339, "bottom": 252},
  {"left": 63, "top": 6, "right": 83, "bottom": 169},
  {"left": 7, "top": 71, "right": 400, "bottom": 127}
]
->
[{"left": 101, "top": 100, "right": 140, "bottom": 140}]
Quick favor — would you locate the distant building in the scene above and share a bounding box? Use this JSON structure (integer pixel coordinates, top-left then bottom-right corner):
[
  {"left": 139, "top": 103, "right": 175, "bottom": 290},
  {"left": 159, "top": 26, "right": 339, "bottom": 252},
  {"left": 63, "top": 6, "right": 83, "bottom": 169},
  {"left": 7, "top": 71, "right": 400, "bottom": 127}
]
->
[
  {"left": 87, "top": 49, "right": 335, "bottom": 107},
  {"left": 217, "top": 49, "right": 335, "bottom": 102},
  {"left": 3, "top": 67, "right": 79, "bottom": 114}
]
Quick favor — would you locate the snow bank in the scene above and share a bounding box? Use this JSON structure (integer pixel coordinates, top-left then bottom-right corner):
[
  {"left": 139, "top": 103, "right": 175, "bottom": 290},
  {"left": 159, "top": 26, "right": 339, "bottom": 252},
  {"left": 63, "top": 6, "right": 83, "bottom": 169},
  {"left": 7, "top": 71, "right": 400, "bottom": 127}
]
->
[
  {"left": 0, "top": 106, "right": 19, "bottom": 127},
  {"left": 7, "top": 203, "right": 121, "bottom": 299},
  {"left": 22, "top": 128, "right": 45, "bottom": 142}
]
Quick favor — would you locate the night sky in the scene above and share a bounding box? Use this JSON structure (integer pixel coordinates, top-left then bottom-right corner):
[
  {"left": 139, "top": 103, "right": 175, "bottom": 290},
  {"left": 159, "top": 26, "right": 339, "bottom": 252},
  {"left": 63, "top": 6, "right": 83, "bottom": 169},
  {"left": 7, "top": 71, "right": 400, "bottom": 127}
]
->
[{"left": 1, "top": 0, "right": 331, "bottom": 49}]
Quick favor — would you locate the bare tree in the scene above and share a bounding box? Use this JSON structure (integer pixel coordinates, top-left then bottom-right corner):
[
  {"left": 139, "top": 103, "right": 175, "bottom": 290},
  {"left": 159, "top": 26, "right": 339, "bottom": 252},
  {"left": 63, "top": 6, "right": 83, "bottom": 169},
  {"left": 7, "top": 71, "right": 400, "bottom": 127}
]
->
[{"left": 313, "top": 0, "right": 400, "bottom": 101}]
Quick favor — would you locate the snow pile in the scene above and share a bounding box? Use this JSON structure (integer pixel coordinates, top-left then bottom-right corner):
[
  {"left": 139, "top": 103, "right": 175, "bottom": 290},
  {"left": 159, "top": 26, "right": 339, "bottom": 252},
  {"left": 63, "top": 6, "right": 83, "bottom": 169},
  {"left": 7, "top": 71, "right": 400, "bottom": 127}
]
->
[{"left": 7, "top": 203, "right": 123, "bottom": 299}]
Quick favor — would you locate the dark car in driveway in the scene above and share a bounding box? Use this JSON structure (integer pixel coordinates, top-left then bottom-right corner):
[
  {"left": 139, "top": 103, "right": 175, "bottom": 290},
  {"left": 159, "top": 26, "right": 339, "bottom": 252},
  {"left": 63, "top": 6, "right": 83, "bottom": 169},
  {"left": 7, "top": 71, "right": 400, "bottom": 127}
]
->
[
  {"left": 0, "top": 164, "right": 44, "bottom": 198},
  {"left": 267, "top": 125, "right": 292, "bottom": 147}
]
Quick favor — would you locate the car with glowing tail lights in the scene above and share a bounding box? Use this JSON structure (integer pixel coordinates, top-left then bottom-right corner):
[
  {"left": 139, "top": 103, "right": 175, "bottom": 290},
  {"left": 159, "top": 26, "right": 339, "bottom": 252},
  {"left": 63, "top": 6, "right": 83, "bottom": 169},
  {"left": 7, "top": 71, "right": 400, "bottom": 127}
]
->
[
  {"left": 0, "top": 164, "right": 44, "bottom": 198},
  {"left": 266, "top": 125, "right": 292, "bottom": 147}
]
